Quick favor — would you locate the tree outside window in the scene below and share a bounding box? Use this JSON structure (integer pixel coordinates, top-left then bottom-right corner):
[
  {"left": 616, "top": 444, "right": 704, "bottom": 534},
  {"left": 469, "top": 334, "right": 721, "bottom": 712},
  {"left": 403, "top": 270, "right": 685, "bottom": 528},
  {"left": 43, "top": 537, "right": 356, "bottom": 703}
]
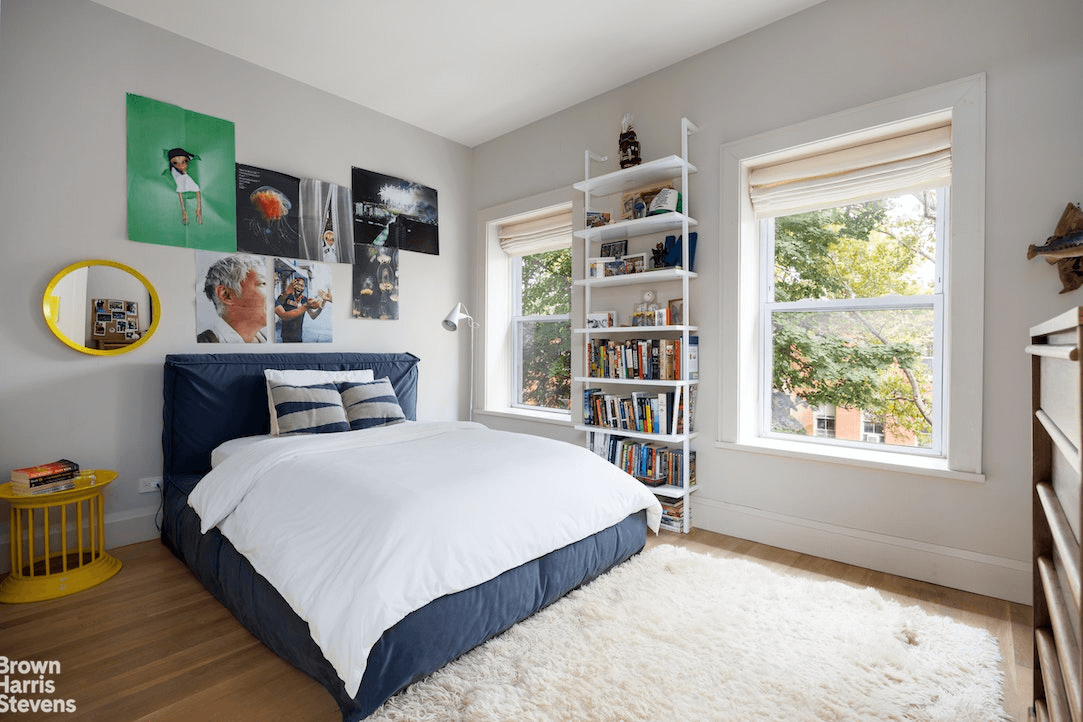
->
[
  {"left": 766, "top": 189, "right": 943, "bottom": 452},
  {"left": 515, "top": 247, "right": 571, "bottom": 411}
]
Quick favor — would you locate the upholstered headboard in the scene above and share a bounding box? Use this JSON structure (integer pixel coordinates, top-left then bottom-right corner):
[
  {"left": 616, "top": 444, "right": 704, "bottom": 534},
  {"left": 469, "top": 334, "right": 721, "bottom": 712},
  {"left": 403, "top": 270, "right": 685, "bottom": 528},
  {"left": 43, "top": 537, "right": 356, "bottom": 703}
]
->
[{"left": 162, "top": 352, "right": 420, "bottom": 478}]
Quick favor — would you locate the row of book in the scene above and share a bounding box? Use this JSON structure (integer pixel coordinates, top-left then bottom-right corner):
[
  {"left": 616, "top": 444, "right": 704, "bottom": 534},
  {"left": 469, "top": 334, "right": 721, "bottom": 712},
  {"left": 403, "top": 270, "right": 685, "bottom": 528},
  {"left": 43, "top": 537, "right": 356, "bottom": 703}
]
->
[
  {"left": 10, "top": 459, "right": 80, "bottom": 495},
  {"left": 586, "top": 336, "right": 698, "bottom": 381},
  {"left": 583, "top": 385, "right": 697, "bottom": 435},
  {"left": 587, "top": 432, "right": 697, "bottom": 488},
  {"left": 657, "top": 495, "right": 687, "bottom": 532}
]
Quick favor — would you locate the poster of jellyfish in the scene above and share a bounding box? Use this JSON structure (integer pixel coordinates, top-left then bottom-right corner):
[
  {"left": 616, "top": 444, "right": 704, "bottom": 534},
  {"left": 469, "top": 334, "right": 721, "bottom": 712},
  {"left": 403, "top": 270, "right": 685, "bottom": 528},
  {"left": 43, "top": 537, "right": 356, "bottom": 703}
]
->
[
  {"left": 351, "top": 167, "right": 439, "bottom": 255},
  {"left": 352, "top": 241, "right": 399, "bottom": 320},
  {"left": 236, "top": 164, "right": 302, "bottom": 258},
  {"left": 272, "top": 258, "right": 334, "bottom": 343},
  {"left": 126, "top": 93, "right": 237, "bottom": 251}
]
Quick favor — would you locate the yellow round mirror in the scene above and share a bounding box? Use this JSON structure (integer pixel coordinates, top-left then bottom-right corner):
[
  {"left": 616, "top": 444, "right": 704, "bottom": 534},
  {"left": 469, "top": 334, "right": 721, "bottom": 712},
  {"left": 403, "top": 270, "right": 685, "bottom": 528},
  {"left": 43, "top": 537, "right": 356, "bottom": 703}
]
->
[{"left": 43, "top": 260, "right": 160, "bottom": 356}]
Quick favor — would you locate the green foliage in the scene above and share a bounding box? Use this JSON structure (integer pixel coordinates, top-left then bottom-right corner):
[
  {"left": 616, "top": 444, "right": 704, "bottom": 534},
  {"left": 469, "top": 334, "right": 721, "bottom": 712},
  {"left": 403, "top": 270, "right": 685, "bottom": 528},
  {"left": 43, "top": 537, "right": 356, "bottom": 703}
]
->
[
  {"left": 771, "top": 195, "right": 938, "bottom": 445},
  {"left": 519, "top": 248, "right": 571, "bottom": 409}
]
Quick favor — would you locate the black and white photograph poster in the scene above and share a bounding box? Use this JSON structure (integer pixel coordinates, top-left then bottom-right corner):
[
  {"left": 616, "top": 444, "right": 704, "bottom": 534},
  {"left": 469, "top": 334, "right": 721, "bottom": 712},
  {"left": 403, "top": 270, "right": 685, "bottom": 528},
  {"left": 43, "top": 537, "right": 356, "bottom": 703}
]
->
[{"left": 351, "top": 167, "right": 438, "bottom": 255}]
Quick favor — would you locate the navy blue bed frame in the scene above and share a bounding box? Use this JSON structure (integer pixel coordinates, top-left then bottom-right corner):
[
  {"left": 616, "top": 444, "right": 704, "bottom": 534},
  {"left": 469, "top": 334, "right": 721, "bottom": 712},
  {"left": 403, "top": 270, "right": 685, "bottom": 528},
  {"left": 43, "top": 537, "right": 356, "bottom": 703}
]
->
[{"left": 161, "top": 352, "right": 646, "bottom": 720}]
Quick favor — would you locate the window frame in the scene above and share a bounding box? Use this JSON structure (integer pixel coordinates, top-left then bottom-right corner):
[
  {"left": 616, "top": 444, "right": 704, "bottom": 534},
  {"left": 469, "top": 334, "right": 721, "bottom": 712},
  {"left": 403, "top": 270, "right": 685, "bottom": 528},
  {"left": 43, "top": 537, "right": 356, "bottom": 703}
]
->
[
  {"left": 477, "top": 188, "right": 575, "bottom": 424},
  {"left": 719, "top": 75, "right": 986, "bottom": 480}
]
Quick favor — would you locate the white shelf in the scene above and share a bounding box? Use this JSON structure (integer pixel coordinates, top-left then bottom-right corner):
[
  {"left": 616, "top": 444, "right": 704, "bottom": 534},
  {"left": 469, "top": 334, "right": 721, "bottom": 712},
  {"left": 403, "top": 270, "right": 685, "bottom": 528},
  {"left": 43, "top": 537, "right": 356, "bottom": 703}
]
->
[
  {"left": 575, "top": 267, "right": 696, "bottom": 288},
  {"left": 575, "top": 213, "right": 697, "bottom": 242},
  {"left": 576, "top": 118, "right": 698, "bottom": 533},
  {"left": 574, "top": 154, "right": 697, "bottom": 197},
  {"left": 575, "top": 424, "right": 698, "bottom": 445},
  {"left": 652, "top": 484, "right": 698, "bottom": 500},
  {"left": 576, "top": 376, "right": 697, "bottom": 387},
  {"left": 574, "top": 325, "right": 699, "bottom": 335}
]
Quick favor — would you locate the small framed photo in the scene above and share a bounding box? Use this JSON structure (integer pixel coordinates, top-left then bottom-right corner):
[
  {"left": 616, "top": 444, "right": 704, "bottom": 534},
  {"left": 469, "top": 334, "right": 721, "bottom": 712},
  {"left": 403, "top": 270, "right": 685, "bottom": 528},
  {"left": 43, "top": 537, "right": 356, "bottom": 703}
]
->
[
  {"left": 587, "top": 312, "right": 615, "bottom": 329},
  {"left": 600, "top": 240, "right": 627, "bottom": 258},
  {"left": 108, "top": 300, "right": 124, "bottom": 312},
  {"left": 667, "top": 298, "right": 684, "bottom": 325},
  {"left": 622, "top": 253, "right": 646, "bottom": 274},
  {"left": 93, "top": 322, "right": 106, "bottom": 336},
  {"left": 654, "top": 309, "right": 669, "bottom": 326},
  {"left": 604, "top": 260, "right": 624, "bottom": 277}
]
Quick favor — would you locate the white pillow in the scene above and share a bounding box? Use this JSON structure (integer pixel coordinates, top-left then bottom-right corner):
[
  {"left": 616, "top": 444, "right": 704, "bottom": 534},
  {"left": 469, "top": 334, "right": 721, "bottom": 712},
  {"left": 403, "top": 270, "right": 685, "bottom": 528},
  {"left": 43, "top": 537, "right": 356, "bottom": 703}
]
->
[{"left": 264, "top": 368, "right": 375, "bottom": 435}]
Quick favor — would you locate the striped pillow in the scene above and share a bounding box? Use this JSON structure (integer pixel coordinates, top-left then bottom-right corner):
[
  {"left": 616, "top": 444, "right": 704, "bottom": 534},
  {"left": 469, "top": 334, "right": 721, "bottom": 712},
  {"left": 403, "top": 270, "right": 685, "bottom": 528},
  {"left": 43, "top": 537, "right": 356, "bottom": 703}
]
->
[
  {"left": 340, "top": 377, "right": 406, "bottom": 430},
  {"left": 264, "top": 368, "right": 374, "bottom": 435},
  {"left": 266, "top": 381, "right": 351, "bottom": 436}
]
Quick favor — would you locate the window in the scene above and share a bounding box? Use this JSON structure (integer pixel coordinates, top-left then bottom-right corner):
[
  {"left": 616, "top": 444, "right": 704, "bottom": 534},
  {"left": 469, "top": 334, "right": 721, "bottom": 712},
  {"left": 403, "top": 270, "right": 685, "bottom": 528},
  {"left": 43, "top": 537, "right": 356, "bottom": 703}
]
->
[
  {"left": 512, "top": 247, "right": 571, "bottom": 411},
  {"left": 720, "top": 75, "right": 986, "bottom": 478},
  {"left": 479, "top": 190, "right": 574, "bottom": 420},
  {"left": 763, "top": 185, "right": 945, "bottom": 456}
]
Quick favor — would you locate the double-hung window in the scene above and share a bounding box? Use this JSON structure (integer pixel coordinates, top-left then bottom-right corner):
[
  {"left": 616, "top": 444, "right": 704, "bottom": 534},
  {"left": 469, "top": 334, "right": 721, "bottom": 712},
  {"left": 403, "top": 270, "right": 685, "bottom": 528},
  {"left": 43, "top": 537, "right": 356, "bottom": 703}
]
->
[
  {"left": 496, "top": 204, "right": 573, "bottom": 414},
  {"left": 721, "top": 76, "right": 985, "bottom": 477}
]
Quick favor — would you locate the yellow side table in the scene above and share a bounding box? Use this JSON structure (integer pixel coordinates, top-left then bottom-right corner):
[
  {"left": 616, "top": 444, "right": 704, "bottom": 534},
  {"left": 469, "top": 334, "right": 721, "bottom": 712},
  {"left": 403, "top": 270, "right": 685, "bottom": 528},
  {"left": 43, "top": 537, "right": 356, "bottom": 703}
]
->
[{"left": 0, "top": 470, "right": 122, "bottom": 603}]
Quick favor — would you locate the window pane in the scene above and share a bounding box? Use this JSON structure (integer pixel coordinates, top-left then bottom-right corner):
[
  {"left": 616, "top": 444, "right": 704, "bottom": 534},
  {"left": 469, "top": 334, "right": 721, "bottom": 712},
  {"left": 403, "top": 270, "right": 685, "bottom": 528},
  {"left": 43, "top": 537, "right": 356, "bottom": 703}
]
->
[
  {"left": 518, "top": 319, "right": 570, "bottom": 410},
  {"left": 773, "top": 191, "right": 939, "bottom": 303},
  {"left": 520, "top": 248, "right": 571, "bottom": 315},
  {"left": 771, "top": 308, "right": 935, "bottom": 449}
]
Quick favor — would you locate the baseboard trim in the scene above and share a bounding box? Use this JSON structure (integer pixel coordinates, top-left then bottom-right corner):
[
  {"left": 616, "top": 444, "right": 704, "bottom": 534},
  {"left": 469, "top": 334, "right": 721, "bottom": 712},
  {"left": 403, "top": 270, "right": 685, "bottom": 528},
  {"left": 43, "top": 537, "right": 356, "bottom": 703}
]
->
[
  {"left": 692, "top": 497, "right": 1031, "bottom": 605},
  {"left": 0, "top": 507, "right": 160, "bottom": 575}
]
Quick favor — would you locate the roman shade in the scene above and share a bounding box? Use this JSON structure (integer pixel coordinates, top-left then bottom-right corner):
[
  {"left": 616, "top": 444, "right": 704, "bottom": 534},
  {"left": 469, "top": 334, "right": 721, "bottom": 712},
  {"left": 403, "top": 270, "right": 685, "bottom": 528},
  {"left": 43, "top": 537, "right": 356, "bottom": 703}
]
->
[
  {"left": 498, "top": 205, "right": 573, "bottom": 256},
  {"left": 749, "top": 121, "right": 952, "bottom": 218}
]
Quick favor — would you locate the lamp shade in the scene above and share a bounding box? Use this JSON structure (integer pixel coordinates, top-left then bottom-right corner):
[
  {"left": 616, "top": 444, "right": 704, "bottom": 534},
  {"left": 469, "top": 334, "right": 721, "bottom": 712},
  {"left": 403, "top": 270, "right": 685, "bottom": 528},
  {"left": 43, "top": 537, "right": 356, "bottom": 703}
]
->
[{"left": 442, "top": 302, "right": 472, "bottom": 331}]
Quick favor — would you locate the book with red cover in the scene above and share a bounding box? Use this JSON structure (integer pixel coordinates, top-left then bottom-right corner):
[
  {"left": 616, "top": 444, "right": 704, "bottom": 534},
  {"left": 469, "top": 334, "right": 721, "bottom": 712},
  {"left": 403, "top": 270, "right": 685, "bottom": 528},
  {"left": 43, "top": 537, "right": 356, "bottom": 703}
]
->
[{"left": 11, "top": 459, "right": 79, "bottom": 483}]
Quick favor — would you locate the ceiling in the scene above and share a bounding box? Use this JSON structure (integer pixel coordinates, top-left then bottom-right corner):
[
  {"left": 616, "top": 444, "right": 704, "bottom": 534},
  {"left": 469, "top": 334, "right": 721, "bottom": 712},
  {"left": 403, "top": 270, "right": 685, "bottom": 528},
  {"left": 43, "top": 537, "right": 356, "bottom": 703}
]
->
[{"left": 91, "top": 0, "right": 824, "bottom": 148}]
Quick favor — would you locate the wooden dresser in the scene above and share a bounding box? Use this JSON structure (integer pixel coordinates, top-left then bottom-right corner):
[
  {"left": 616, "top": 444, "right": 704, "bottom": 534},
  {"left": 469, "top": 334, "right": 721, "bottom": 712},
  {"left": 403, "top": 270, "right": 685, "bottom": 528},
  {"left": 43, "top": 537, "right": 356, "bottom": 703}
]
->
[{"left": 1029, "top": 307, "right": 1083, "bottom": 722}]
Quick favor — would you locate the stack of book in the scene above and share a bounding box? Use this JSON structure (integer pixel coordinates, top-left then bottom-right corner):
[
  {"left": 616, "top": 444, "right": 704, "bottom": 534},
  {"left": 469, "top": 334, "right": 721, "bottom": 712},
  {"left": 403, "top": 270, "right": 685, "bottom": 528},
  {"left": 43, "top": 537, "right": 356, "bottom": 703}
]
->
[
  {"left": 11, "top": 459, "right": 80, "bottom": 495},
  {"left": 583, "top": 385, "right": 697, "bottom": 435},
  {"left": 657, "top": 495, "right": 687, "bottom": 532},
  {"left": 586, "top": 336, "right": 698, "bottom": 381},
  {"left": 587, "top": 432, "right": 696, "bottom": 488}
]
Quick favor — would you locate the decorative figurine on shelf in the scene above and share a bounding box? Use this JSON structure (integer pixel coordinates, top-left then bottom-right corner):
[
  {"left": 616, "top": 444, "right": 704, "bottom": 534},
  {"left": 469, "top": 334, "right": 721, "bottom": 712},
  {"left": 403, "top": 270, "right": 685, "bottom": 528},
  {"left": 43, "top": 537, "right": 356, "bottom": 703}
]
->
[{"left": 619, "top": 113, "right": 642, "bottom": 169}]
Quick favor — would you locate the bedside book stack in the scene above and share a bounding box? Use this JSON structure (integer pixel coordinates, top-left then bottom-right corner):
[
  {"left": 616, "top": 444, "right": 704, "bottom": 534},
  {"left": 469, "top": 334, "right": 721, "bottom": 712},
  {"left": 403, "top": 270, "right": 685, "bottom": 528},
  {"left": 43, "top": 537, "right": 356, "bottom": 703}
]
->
[{"left": 10, "top": 459, "right": 80, "bottom": 495}]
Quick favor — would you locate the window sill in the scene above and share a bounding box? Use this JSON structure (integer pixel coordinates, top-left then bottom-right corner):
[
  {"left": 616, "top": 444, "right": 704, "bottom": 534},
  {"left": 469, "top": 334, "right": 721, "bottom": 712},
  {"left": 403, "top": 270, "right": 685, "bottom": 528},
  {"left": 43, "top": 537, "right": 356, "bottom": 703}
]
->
[
  {"left": 475, "top": 408, "right": 572, "bottom": 427},
  {"left": 714, "top": 437, "right": 985, "bottom": 484}
]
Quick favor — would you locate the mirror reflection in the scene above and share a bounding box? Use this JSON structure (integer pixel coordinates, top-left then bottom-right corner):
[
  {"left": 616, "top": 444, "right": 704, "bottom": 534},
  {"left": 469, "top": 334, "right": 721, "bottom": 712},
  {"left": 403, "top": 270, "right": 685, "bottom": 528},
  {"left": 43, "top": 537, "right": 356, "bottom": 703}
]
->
[{"left": 43, "top": 260, "right": 159, "bottom": 355}]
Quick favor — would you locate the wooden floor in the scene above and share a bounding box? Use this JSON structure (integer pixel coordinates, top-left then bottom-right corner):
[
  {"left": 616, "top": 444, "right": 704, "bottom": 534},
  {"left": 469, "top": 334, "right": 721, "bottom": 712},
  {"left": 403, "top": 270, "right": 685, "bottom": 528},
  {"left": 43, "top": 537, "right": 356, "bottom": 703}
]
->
[{"left": 0, "top": 529, "right": 1033, "bottom": 721}]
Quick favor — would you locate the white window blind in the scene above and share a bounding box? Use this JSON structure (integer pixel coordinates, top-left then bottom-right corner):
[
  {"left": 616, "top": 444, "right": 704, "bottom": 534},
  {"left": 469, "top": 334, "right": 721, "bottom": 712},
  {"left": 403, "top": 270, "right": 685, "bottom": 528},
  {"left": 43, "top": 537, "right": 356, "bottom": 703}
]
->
[
  {"left": 498, "top": 206, "right": 572, "bottom": 257},
  {"left": 749, "top": 121, "right": 952, "bottom": 218}
]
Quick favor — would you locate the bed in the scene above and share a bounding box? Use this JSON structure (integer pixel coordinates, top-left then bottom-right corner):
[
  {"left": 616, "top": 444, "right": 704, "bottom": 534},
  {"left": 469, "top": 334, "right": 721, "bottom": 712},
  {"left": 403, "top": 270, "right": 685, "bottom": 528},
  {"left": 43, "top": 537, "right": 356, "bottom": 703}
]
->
[{"left": 161, "top": 352, "right": 660, "bottom": 720}]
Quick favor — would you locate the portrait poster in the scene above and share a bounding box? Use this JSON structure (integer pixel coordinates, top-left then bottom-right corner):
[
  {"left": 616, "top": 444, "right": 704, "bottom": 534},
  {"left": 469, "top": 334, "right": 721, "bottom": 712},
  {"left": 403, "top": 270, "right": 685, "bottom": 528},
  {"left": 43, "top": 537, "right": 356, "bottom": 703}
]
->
[
  {"left": 236, "top": 164, "right": 302, "bottom": 259},
  {"left": 298, "top": 179, "right": 354, "bottom": 265},
  {"left": 194, "top": 251, "right": 272, "bottom": 344},
  {"left": 272, "top": 258, "right": 334, "bottom": 343},
  {"left": 351, "top": 167, "right": 438, "bottom": 255},
  {"left": 126, "top": 93, "right": 236, "bottom": 250},
  {"left": 352, "top": 243, "right": 399, "bottom": 320}
]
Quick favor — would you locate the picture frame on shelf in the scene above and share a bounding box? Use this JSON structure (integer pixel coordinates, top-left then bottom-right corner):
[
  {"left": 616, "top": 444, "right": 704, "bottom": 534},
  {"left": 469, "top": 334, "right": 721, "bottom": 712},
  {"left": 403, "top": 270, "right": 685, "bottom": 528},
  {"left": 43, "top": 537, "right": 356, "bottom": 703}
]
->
[
  {"left": 587, "top": 311, "right": 616, "bottom": 329},
  {"left": 600, "top": 240, "right": 627, "bottom": 258},
  {"left": 667, "top": 298, "right": 684, "bottom": 325},
  {"left": 621, "top": 182, "right": 673, "bottom": 220},
  {"left": 622, "top": 253, "right": 646, "bottom": 274}
]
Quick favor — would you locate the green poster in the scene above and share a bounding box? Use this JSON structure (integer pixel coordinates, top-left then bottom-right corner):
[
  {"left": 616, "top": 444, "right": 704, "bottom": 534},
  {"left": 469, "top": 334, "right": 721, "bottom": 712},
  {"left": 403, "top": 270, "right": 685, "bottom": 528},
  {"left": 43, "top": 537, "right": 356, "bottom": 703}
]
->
[{"left": 126, "top": 93, "right": 236, "bottom": 250}]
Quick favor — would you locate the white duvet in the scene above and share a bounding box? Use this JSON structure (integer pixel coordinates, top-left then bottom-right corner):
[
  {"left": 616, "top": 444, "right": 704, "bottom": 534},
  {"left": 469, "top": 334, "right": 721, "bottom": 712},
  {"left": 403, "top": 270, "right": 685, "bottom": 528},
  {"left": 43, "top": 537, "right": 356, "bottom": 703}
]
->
[{"left": 188, "top": 421, "right": 661, "bottom": 698}]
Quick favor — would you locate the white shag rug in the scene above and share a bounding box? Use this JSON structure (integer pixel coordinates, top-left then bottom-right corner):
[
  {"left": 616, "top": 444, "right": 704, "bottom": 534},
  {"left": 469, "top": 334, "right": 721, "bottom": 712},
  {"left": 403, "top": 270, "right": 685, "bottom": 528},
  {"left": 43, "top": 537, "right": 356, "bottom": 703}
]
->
[{"left": 368, "top": 545, "right": 1009, "bottom": 722}]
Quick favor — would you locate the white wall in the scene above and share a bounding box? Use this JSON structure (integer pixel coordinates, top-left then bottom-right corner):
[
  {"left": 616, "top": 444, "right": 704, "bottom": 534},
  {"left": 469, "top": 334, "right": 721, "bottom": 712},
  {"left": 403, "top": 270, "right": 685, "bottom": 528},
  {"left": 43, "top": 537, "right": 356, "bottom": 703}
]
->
[
  {"left": 473, "top": 0, "right": 1083, "bottom": 602},
  {"left": 0, "top": 0, "right": 474, "bottom": 562}
]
